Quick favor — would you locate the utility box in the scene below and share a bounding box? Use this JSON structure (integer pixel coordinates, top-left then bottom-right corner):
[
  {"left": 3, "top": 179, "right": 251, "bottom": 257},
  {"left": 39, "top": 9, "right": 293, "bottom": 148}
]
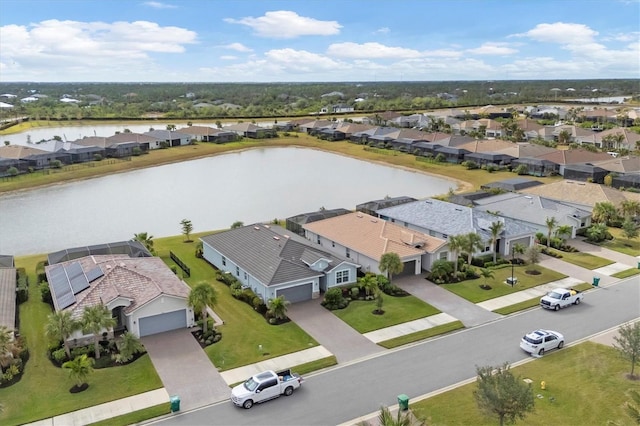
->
[
  {"left": 592, "top": 277, "right": 600, "bottom": 287},
  {"left": 170, "top": 395, "right": 180, "bottom": 412},
  {"left": 398, "top": 394, "right": 409, "bottom": 411}
]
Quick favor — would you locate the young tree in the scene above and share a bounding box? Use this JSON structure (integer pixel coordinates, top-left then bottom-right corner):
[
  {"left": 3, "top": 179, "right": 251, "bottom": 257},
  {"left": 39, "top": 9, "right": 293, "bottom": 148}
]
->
[
  {"left": 45, "top": 310, "right": 79, "bottom": 360},
  {"left": 613, "top": 321, "right": 640, "bottom": 379},
  {"left": 112, "top": 332, "right": 145, "bottom": 364},
  {"left": 619, "top": 200, "right": 640, "bottom": 220},
  {"left": 489, "top": 221, "right": 504, "bottom": 263},
  {"left": 473, "top": 363, "right": 535, "bottom": 426},
  {"left": 554, "top": 225, "right": 573, "bottom": 245},
  {"left": 81, "top": 305, "right": 116, "bottom": 360},
  {"left": 267, "top": 295, "right": 290, "bottom": 321},
  {"left": 429, "top": 260, "right": 454, "bottom": 283},
  {"left": 592, "top": 201, "right": 619, "bottom": 225},
  {"left": 180, "top": 218, "right": 193, "bottom": 242},
  {"left": 62, "top": 354, "right": 95, "bottom": 389},
  {"left": 373, "top": 405, "right": 422, "bottom": 426},
  {"left": 230, "top": 221, "right": 244, "bottom": 229},
  {"left": 622, "top": 219, "right": 639, "bottom": 242},
  {"left": 379, "top": 252, "right": 403, "bottom": 286},
  {"left": 544, "top": 217, "right": 558, "bottom": 249},
  {"left": 479, "top": 268, "right": 494, "bottom": 287},
  {"left": 188, "top": 282, "right": 218, "bottom": 334},
  {"left": 358, "top": 273, "right": 379, "bottom": 296},
  {"left": 525, "top": 245, "right": 540, "bottom": 271}
]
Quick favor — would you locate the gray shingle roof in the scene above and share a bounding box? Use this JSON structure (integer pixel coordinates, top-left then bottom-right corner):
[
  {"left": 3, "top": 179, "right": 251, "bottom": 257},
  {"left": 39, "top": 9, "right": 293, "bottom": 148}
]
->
[
  {"left": 201, "top": 224, "right": 351, "bottom": 286},
  {"left": 0, "top": 267, "right": 16, "bottom": 331}
]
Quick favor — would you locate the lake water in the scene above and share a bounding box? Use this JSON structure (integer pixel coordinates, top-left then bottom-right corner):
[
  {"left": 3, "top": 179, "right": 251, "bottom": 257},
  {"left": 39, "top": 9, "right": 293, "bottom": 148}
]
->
[{"left": 0, "top": 147, "right": 455, "bottom": 256}]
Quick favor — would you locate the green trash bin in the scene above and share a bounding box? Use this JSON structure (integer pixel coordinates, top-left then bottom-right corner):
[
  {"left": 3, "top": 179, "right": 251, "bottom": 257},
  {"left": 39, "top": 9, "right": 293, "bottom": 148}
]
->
[
  {"left": 398, "top": 394, "right": 409, "bottom": 411},
  {"left": 592, "top": 277, "right": 600, "bottom": 287},
  {"left": 170, "top": 395, "right": 180, "bottom": 412}
]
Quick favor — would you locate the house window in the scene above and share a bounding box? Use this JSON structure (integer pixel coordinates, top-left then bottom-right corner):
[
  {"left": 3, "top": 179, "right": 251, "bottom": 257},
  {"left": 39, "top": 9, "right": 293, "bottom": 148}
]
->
[
  {"left": 332, "top": 241, "right": 335, "bottom": 247},
  {"left": 316, "top": 235, "right": 321, "bottom": 244},
  {"left": 236, "top": 266, "right": 240, "bottom": 276},
  {"left": 346, "top": 248, "right": 351, "bottom": 258},
  {"left": 442, "top": 234, "right": 448, "bottom": 239},
  {"left": 439, "top": 251, "right": 448, "bottom": 260},
  {"left": 336, "top": 270, "right": 350, "bottom": 284},
  {"left": 484, "top": 246, "right": 490, "bottom": 252},
  {"left": 222, "top": 256, "right": 226, "bottom": 266},
  {"left": 244, "top": 272, "right": 248, "bottom": 281},
  {"left": 429, "top": 230, "right": 436, "bottom": 237}
]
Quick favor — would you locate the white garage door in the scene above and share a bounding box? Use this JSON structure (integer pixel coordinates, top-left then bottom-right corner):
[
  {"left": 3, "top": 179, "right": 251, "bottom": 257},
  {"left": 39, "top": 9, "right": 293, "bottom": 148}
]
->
[
  {"left": 139, "top": 309, "right": 187, "bottom": 337},
  {"left": 276, "top": 283, "right": 313, "bottom": 303}
]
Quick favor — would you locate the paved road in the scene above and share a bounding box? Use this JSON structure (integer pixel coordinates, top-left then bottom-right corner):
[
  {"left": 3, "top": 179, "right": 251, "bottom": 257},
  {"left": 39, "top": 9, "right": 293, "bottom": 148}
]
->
[{"left": 149, "top": 276, "right": 639, "bottom": 426}]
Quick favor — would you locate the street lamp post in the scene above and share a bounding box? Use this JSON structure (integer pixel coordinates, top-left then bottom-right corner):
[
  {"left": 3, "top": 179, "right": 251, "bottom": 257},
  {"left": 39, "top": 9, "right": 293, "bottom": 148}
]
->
[{"left": 511, "top": 247, "right": 515, "bottom": 287}]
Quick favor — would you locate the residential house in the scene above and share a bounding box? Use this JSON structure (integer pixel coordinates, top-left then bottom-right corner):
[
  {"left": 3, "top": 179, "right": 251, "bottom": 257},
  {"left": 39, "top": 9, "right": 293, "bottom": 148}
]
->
[
  {"left": 0, "top": 144, "right": 70, "bottom": 169},
  {"left": 303, "top": 212, "right": 447, "bottom": 276},
  {"left": 74, "top": 136, "right": 141, "bottom": 157},
  {"left": 473, "top": 192, "right": 592, "bottom": 238},
  {"left": 597, "top": 128, "right": 640, "bottom": 151},
  {"left": 376, "top": 198, "right": 538, "bottom": 260},
  {"left": 593, "top": 156, "right": 640, "bottom": 176},
  {"left": 201, "top": 224, "right": 359, "bottom": 303},
  {"left": 520, "top": 180, "right": 640, "bottom": 209},
  {"left": 178, "top": 126, "right": 238, "bottom": 143},
  {"left": 480, "top": 177, "right": 544, "bottom": 193},
  {"left": 107, "top": 132, "right": 159, "bottom": 151},
  {"left": 144, "top": 129, "right": 192, "bottom": 147},
  {"left": 286, "top": 208, "right": 352, "bottom": 236},
  {"left": 223, "top": 123, "right": 277, "bottom": 139},
  {"left": 535, "top": 149, "right": 613, "bottom": 177},
  {"left": 356, "top": 196, "right": 418, "bottom": 216},
  {"left": 320, "top": 104, "right": 354, "bottom": 114},
  {"left": 46, "top": 254, "right": 195, "bottom": 342}
]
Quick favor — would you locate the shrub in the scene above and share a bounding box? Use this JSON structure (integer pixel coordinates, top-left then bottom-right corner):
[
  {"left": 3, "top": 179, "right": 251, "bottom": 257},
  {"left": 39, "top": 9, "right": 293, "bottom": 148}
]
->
[
  {"left": 514, "top": 164, "right": 528, "bottom": 175},
  {"left": 7, "top": 166, "right": 18, "bottom": 176},
  {"left": 321, "top": 287, "right": 348, "bottom": 310},
  {"left": 51, "top": 348, "right": 68, "bottom": 365},
  {"left": 435, "top": 153, "right": 446, "bottom": 162},
  {"left": 39, "top": 282, "right": 52, "bottom": 305},
  {"left": 50, "top": 160, "right": 62, "bottom": 169},
  {"left": 93, "top": 154, "right": 103, "bottom": 161},
  {"left": 486, "top": 164, "right": 498, "bottom": 173},
  {"left": 350, "top": 287, "right": 360, "bottom": 298},
  {"left": 462, "top": 160, "right": 479, "bottom": 170}
]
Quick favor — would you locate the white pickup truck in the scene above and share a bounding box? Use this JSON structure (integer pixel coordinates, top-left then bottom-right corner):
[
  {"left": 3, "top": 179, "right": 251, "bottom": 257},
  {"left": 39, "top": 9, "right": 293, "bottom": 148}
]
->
[
  {"left": 540, "top": 288, "right": 584, "bottom": 311},
  {"left": 231, "top": 368, "right": 303, "bottom": 409}
]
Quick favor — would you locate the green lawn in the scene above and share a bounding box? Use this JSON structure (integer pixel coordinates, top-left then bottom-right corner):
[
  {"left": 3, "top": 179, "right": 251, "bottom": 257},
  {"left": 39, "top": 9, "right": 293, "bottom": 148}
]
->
[
  {"left": 600, "top": 227, "right": 640, "bottom": 257},
  {"left": 0, "top": 255, "right": 163, "bottom": 426},
  {"left": 547, "top": 248, "right": 614, "bottom": 269},
  {"left": 612, "top": 268, "right": 640, "bottom": 279},
  {"left": 331, "top": 294, "right": 441, "bottom": 334},
  {"left": 154, "top": 233, "right": 320, "bottom": 371},
  {"left": 378, "top": 321, "right": 465, "bottom": 349},
  {"left": 441, "top": 265, "right": 568, "bottom": 303},
  {"left": 410, "top": 342, "right": 640, "bottom": 426}
]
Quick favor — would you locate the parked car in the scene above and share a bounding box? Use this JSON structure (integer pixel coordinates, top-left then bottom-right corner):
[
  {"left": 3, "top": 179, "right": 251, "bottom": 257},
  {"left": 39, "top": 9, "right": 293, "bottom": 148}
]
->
[
  {"left": 540, "top": 288, "right": 584, "bottom": 311},
  {"left": 231, "top": 368, "right": 303, "bottom": 409},
  {"left": 520, "top": 329, "right": 564, "bottom": 356}
]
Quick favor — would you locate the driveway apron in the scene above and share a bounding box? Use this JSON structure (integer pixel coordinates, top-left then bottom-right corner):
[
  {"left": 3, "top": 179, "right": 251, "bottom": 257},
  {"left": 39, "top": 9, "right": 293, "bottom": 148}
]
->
[
  {"left": 287, "top": 298, "right": 384, "bottom": 363},
  {"left": 141, "top": 328, "right": 230, "bottom": 411},
  {"left": 395, "top": 275, "right": 502, "bottom": 327}
]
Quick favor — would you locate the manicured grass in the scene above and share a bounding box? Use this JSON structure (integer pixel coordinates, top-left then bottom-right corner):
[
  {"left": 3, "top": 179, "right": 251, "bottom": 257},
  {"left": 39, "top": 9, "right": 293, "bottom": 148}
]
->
[
  {"left": 547, "top": 248, "right": 614, "bottom": 269},
  {"left": 154, "top": 233, "right": 320, "bottom": 371},
  {"left": 612, "top": 268, "right": 640, "bottom": 278},
  {"left": 378, "top": 321, "right": 465, "bottom": 349},
  {"left": 290, "top": 356, "right": 338, "bottom": 377},
  {"left": 87, "top": 403, "right": 171, "bottom": 426},
  {"left": 331, "top": 294, "right": 441, "bottom": 334},
  {"left": 600, "top": 227, "right": 640, "bottom": 257},
  {"left": 441, "top": 265, "right": 567, "bottom": 303},
  {"left": 410, "top": 342, "right": 640, "bottom": 426},
  {"left": 492, "top": 282, "right": 593, "bottom": 315},
  {"left": 0, "top": 254, "right": 163, "bottom": 426}
]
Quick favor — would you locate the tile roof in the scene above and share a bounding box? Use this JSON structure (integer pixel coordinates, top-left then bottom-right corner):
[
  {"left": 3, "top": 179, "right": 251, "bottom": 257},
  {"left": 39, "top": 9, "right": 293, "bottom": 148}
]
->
[
  {"left": 536, "top": 149, "right": 612, "bottom": 165},
  {"left": 592, "top": 156, "right": 640, "bottom": 173},
  {"left": 201, "top": 224, "right": 352, "bottom": 286},
  {"left": 47, "top": 256, "right": 190, "bottom": 320},
  {"left": 456, "top": 138, "right": 515, "bottom": 153},
  {"left": 107, "top": 133, "right": 159, "bottom": 143},
  {"left": 303, "top": 212, "right": 447, "bottom": 260},
  {"left": 494, "top": 143, "right": 557, "bottom": 158},
  {"left": 521, "top": 180, "right": 640, "bottom": 207},
  {"left": 376, "top": 198, "right": 538, "bottom": 240},
  {"left": 0, "top": 145, "right": 49, "bottom": 159}
]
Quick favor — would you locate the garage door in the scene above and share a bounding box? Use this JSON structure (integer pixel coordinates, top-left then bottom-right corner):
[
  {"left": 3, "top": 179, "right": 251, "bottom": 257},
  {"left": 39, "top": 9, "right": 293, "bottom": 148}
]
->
[
  {"left": 397, "top": 260, "right": 416, "bottom": 278},
  {"left": 139, "top": 309, "right": 187, "bottom": 337},
  {"left": 276, "top": 283, "right": 312, "bottom": 303}
]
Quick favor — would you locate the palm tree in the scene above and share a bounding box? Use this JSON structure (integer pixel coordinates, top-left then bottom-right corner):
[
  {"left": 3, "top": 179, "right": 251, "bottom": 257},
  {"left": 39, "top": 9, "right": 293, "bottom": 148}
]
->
[
  {"left": 374, "top": 405, "right": 420, "bottom": 426},
  {"left": 592, "top": 201, "right": 618, "bottom": 225},
  {"left": 429, "top": 260, "right": 453, "bottom": 283},
  {"left": 379, "top": 252, "right": 404, "bottom": 286},
  {"left": 545, "top": 217, "right": 558, "bottom": 249},
  {"left": 479, "top": 268, "right": 495, "bottom": 288},
  {"left": 62, "top": 354, "right": 94, "bottom": 389},
  {"left": 462, "top": 233, "right": 484, "bottom": 265},
  {"left": 447, "top": 235, "right": 465, "bottom": 275},
  {"left": 188, "top": 282, "right": 218, "bottom": 334},
  {"left": 45, "top": 310, "right": 79, "bottom": 360},
  {"left": 619, "top": 200, "right": 640, "bottom": 220},
  {"left": 489, "top": 221, "right": 504, "bottom": 263},
  {"left": 81, "top": 305, "right": 116, "bottom": 360},
  {"left": 132, "top": 232, "right": 155, "bottom": 254},
  {"left": 0, "top": 326, "right": 19, "bottom": 369},
  {"left": 267, "top": 295, "right": 290, "bottom": 321},
  {"left": 358, "top": 273, "right": 379, "bottom": 296},
  {"left": 555, "top": 225, "right": 573, "bottom": 245},
  {"left": 113, "top": 332, "right": 145, "bottom": 364}
]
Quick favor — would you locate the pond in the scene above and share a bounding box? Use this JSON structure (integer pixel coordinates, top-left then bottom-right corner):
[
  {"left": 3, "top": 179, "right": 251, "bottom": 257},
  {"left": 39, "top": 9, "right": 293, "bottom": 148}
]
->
[{"left": 0, "top": 147, "right": 456, "bottom": 256}]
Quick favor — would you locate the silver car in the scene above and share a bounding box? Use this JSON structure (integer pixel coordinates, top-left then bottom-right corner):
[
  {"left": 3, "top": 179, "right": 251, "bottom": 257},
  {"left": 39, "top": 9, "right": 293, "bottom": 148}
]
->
[{"left": 520, "top": 329, "right": 564, "bottom": 356}]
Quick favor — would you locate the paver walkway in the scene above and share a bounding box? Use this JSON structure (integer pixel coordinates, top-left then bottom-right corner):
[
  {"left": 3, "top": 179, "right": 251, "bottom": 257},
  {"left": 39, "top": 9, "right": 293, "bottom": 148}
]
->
[
  {"left": 287, "top": 297, "right": 385, "bottom": 363},
  {"left": 141, "top": 328, "right": 230, "bottom": 411}
]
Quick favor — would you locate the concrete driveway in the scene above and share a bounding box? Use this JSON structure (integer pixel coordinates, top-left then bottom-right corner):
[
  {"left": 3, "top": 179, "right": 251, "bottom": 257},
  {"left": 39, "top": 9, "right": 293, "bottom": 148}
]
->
[
  {"left": 141, "top": 328, "right": 230, "bottom": 411},
  {"left": 287, "top": 298, "right": 385, "bottom": 363}
]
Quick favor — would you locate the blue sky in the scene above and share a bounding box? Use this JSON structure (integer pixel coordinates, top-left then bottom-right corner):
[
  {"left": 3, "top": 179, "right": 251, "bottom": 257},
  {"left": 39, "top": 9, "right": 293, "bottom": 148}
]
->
[{"left": 1, "top": 0, "right": 638, "bottom": 82}]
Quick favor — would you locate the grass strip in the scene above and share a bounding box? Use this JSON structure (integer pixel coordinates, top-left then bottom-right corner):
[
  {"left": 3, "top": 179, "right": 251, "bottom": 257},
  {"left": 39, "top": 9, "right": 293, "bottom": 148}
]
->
[
  {"left": 87, "top": 403, "right": 171, "bottom": 426},
  {"left": 378, "top": 321, "right": 465, "bottom": 349}
]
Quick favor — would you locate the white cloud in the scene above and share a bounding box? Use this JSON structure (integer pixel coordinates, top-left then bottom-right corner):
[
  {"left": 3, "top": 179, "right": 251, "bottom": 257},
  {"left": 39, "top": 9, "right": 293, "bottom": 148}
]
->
[
  {"left": 143, "top": 2, "right": 177, "bottom": 9},
  {"left": 515, "top": 22, "right": 598, "bottom": 45},
  {"left": 220, "top": 55, "right": 237, "bottom": 60},
  {"left": 224, "top": 11, "right": 341, "bottom": 38},
  {"left": 327, "top": 42, "right": 422, "bottom": 59},
  {"left": 374, "top": 27, "right": 390, "bottom": 35},
  {"left": 264, "top": 48, "right": 342, "bottom": 72},
  {"left": 467, "top": 42, "right": 517, "bottom": 55},
  {"left": 219, "top": 42, "right": 252, "bottom": 52}
]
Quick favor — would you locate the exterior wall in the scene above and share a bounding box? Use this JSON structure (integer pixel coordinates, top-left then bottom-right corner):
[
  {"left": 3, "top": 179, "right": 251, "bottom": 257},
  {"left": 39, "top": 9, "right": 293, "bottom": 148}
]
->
[
  {"left": 323, "top": 264, "right": 359, "bottom": 291},
  {"left": 504, "top": 235, "right": 535, "bottom": 257},
  {"left": 127, "top": 295, "right": 194, "bottom": 338}
]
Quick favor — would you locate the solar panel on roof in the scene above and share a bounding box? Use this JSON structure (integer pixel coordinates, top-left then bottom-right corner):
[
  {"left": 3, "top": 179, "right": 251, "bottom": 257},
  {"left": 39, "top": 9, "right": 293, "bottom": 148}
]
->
[
  {"left": 85, "top": 266, "right": 104, "bottom": 283},
  {"left": 69, "top": 273, "right": 89, "bottom": 295},
  {"left": 48, "top": 264, "right": 75, "bottom": 308},
  {"left": 65, "top": 262, "right": 84, "bottom": 281},
  {"left": 57, "top": 292, "right": 76, "bottom": 310}
]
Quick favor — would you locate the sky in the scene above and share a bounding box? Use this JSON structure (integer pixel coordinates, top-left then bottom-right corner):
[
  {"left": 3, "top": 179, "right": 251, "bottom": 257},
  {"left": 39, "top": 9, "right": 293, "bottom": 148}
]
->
[{"left": 0, "top": 0, "right": 639, "bottom": 83}]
